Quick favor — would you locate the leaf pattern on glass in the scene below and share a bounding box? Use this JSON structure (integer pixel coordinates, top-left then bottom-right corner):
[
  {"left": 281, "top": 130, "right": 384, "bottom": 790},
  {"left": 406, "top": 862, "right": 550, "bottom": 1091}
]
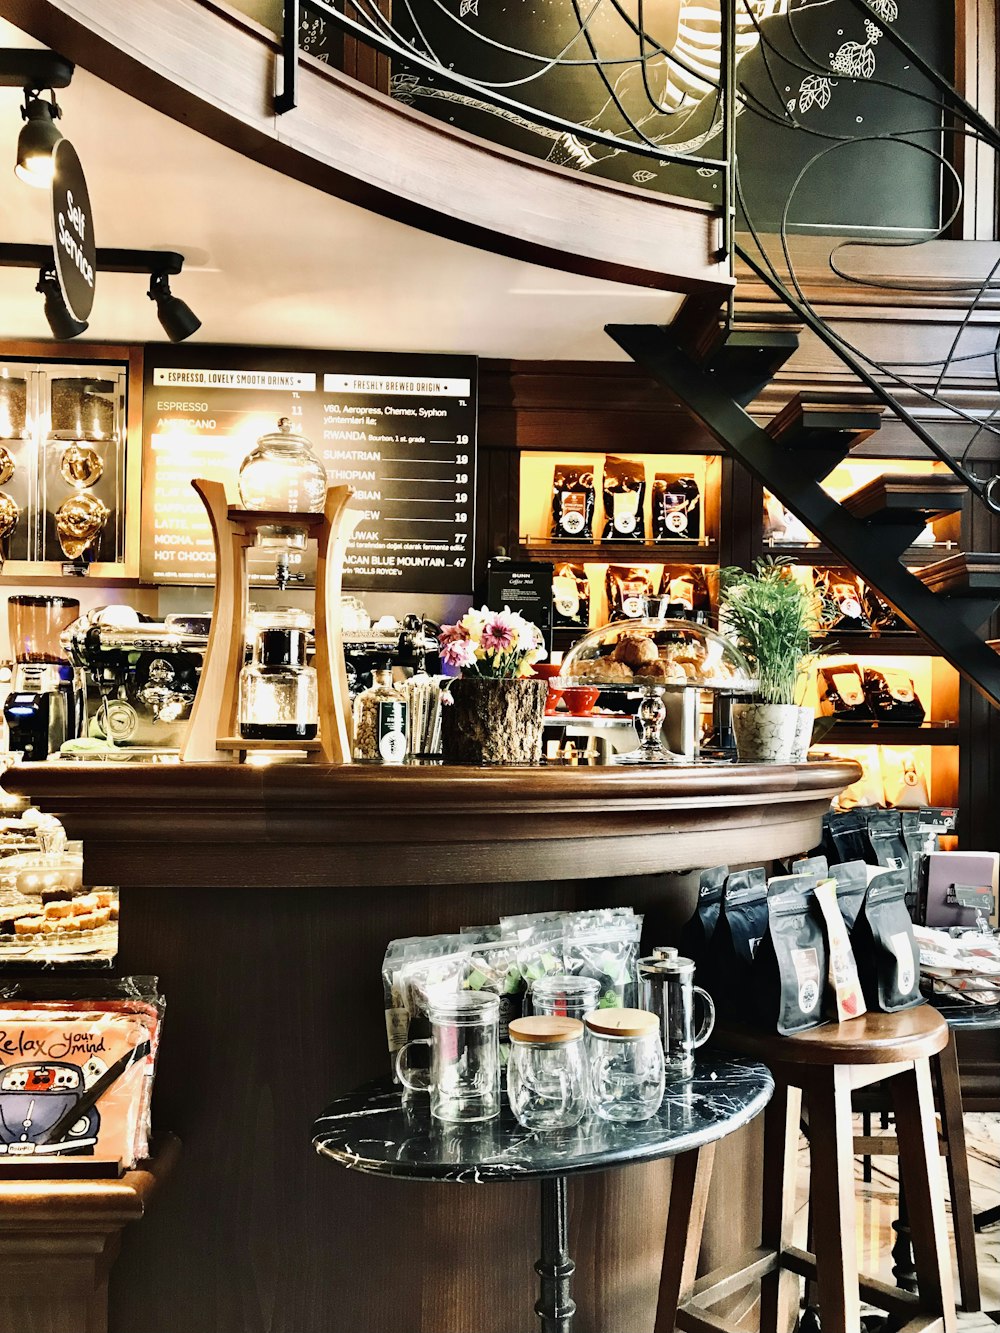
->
[
  {"left": 831, "top": 40, "right": 877, "bottom": 78},
  {"left": 632, "top": 169, "right": 657, "bottom": 183},
  {"left": 866, "top": 0, "right": 898, "bottom": 20},
  {"left": 798, "top": 75, "right": 833, "bottom": 113},
  {"left": 460, "top": 0, "right": 479, "bottom": 15}
]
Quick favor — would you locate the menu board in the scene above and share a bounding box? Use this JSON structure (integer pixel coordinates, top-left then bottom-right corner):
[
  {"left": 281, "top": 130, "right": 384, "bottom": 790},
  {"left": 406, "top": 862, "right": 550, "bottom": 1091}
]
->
[{"left": 141, "top": 346, "right": 477, "bottom": 592}]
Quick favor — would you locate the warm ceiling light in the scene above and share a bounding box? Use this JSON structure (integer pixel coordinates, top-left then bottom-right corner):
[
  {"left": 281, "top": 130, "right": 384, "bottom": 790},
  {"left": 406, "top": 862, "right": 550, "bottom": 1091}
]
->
[
  {"left": 15, "top": 94, "right": 62, "bottom": 188},
  {"left": 36, "top": 267, "right": 87, "bottom": 340},
  {"left": 148, "top": 271, "right": 201, "bottom": 342}
]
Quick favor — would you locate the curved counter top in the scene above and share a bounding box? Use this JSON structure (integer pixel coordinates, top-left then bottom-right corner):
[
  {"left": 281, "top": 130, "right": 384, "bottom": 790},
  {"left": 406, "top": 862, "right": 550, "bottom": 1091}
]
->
[{"left": 5, "top": 758, "right": 860, "bottom": 888}]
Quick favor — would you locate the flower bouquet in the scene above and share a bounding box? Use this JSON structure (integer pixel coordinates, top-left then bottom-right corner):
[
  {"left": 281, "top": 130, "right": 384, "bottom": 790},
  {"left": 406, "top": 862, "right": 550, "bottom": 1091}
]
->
[{"left": 439, "top": 607, "right": 549, "bottom": 764}]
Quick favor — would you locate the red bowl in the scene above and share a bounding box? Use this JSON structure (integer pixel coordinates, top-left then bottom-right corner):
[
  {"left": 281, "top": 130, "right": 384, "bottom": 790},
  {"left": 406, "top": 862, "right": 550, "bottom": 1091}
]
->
[
  {"left": 545, "top": 686, "right": 564, "bottom": 715},
  {"left": 560, "top": 686, "right": 600, "bottom": 715},
  {"left": 532, "top": 663, "right": 563, "bottom": 681}
]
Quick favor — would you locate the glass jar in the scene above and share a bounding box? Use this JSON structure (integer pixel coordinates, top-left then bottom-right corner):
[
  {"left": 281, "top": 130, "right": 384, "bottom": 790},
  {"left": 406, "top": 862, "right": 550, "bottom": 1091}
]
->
[
  {"left": 507, "top": 1016, "right": 587, "bottom": 1131},
  {"left": 353, "top": 663, "right": 408, "bottom": 762},
  {"left": 396, "top": 991, "right": 500, "bottom": 1123},
  {"left": 238, "top": 418, "right": 327, "bottom": 513},
  {"left": 238, "top": 625, "right": 318, "bottom": 740},
  {"left": 584, "top": 1008, "right": 664, "bottom": 1123},
  {"left": 530, "top": 974, "right": 601, "bottom": 1022}
]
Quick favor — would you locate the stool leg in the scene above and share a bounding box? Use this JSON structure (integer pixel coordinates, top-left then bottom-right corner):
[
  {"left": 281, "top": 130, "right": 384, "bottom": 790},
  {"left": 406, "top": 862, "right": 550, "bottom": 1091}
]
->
[
  {"left": 890, "top": 1176, "right": 917, "bottom": 1294},
  {"left": 935, "top": 1037, "right": 981, "bottom": 1312},
  {"left": 888, "top": 1061, "right": 957, "bottom": 1333},
  {"left": 654, "top": 1142, "right": 716, "bottom": 1333},
  {"left": 806, "top": 1065, "right": 861, "bottom": 1333},
  {"left": 535, "top": 1176, "right": 576, "bottom": 1333},
  {"left": 760, "top": 1079, "right": 802, "bottom": 1333}
]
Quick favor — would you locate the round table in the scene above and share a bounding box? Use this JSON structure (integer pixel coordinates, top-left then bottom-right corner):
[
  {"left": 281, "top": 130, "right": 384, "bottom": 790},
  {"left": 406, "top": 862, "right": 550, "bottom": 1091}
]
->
[{"left": 313, "top": 1056, "right": 773, "bottom": 1333}]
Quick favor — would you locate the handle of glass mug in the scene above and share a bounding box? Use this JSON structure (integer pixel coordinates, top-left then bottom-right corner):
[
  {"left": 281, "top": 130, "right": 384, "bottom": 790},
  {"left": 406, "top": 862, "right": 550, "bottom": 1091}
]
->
[
  {"left": 692, "top": 986, "right": 716, "bottom": 1048},
  {"left": 395, "top": 1038, "right": 432, "bottom": 1091}
]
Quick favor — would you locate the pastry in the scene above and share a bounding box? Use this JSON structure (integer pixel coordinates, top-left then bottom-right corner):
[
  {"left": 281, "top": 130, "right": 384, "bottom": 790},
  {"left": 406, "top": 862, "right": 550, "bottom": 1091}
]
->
[
  {"left": 43, "top": 900, "right": 74, "bottom": 919},
  {"left": 612, "top": 633, "right": 658, "bottom": 669}
]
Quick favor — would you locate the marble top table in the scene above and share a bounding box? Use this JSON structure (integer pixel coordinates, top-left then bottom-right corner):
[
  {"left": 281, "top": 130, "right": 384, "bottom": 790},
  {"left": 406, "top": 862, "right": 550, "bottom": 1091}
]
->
[{"left": 313, "top": 1057, "right": 773, "bottom": 1333}]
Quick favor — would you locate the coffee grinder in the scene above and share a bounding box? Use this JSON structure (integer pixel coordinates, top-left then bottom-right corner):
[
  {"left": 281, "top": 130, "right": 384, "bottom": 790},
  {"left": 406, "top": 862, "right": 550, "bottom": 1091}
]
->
[{"left": 4, "top": 596, "right": 83, "bottom": 760}]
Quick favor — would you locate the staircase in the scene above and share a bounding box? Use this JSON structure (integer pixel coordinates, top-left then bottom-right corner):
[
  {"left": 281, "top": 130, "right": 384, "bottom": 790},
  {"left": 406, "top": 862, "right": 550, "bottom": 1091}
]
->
[{"left": 606, "top": 321, "right": 1000, "bottom": 709}]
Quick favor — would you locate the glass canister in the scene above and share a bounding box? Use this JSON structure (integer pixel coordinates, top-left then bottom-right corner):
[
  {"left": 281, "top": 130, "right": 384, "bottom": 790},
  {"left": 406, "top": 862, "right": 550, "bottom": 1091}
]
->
[
  {"left": 529, "top": 974, "right": 601, "bottom": 1022},
  {"left": 506, "top": 1016, "right": 587, "bottom": 1131},
  {"left": 238, "top": 418, "right": 327, "bottom": 513},
  {"left": 238, "top": 623, "right": 318, "bottom": 740},
  {"left": 396, "top": 991, "right": 500, "bottom": 1123},
  {"left": 584, "top": 1008, "right": 665, "bottom": 1123}
]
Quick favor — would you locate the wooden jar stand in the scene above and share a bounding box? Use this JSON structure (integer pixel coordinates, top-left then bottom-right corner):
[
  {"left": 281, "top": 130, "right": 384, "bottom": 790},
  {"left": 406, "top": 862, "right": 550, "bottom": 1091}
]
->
[
  {"left": 182, "top": 480, "right": 359, "bottom": 764},
  {"left": 0, "top": 1132, "right": 180, "bottom": 1333}
]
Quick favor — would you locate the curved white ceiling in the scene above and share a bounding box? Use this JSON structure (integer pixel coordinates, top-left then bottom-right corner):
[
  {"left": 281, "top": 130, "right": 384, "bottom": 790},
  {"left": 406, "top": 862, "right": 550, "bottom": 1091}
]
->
[{"left": 0, "top": 17, "right": 681, "bottom": 358}]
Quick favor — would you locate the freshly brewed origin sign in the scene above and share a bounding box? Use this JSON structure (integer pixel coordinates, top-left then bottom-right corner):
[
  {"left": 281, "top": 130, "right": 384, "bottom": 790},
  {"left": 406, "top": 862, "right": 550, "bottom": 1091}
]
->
[
  {"left": 50, "top": 139, "right": 95, "bottom": 323},
  {"left": 141, "top": 346, "right": 477, "bottom": 593}
]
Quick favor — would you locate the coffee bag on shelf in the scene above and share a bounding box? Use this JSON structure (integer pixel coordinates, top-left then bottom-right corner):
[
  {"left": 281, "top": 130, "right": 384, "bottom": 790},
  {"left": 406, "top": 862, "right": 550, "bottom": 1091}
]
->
[
  {"left": 815, "top": 878, "right": 867, "bottom": 1021},
  {"left": 550, "top": 464, "right": 595, "bottom": 540},
  {"left": 552, "top": 562, "right": 590, "bottom": 628},
  {"left": 818, "top": 664, "right": 872, "bottom": 720},
  {"left": 602, "top": 456, "right": 646, "bottom": 541},
  {"left": 882, "top": 750, "right": 931, "bottom": 809},
  {"left": 606, "top": 565, "right": 658, "bottom": 621},
  {"left": 753, "top": 878, "right": 828, "bottom": 1034},
  {"left": 679, "top": 864, "right": 729, "bottom": 969},
  {"left": 706, "top": 867, "right": 768, "bottom": 1012},
  {"left": 652, "top": 473, "right": 700, "bottom": 541},
  {"left": 659, "top": 565, "right": 710, "bottom": 621},
  {"left": 862, "top": 668, "right": 925, "bottom": 724},
  {"left": 814, "top": 570, "right": 871, "bottom": 631},
  {"left": 829, "top": 860, "right": 869, "bottom": 930},
  {"left": 851, "top": 869, "right": 923, "bottom": 1011}
]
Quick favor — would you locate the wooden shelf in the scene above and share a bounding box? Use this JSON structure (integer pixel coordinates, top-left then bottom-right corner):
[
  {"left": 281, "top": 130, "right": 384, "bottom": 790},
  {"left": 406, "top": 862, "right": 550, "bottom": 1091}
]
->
[
  {"left": 762, "top": 543, "right": 956, "bottom": 568},
  {"left": 816, "top": 723, "right": 959, "bottom": 745},
  {"left": 810, "top": 632, "right": 936, "bottom": 657},
  {"left": 216, "top": 737, "right": 322, "bottom": 751},
  {"left": 518, "top": 540, "right": 719, "bottom": 564},
  {"left": 0, "top": 574, "right": 148, "bottom": 588}
]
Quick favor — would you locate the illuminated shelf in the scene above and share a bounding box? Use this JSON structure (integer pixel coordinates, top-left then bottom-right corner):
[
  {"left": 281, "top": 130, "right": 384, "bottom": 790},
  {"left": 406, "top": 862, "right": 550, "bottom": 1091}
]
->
[
  {"left": 810, "top": 632, "right": 935, "bottom": 657},
  {"left": 816, "top": 724, "right": 959, "bottom": 745},
  {"left": 763, "top": 542, "right": 957, "bottom": 569},
  {"left": 518, "top": 540, "right": 719, "bottom": 564}
]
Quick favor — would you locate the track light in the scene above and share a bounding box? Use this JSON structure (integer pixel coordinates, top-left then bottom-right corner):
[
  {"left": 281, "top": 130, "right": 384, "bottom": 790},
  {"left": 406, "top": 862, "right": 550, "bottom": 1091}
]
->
[
  {"left": 15, "top": 93, "right": 62, "bottom": 188},
  {"left": 36, "top": 267, "right": 87, "bottom": 339},
  {"left": 148, "top": 271, "right": 201, "bottom": 342}
]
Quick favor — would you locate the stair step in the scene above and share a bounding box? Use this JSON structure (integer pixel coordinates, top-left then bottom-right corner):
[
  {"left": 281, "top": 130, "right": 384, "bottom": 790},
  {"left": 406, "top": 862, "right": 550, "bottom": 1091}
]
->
[
  {"left": 841, "top": 473, "right": 968, "bottom": 524},
  {"left": 766, "top": 392, "right": 883, "bottom": 480},
  {"left": 917, "top": 552, "right": 1000, "bottom": 597},
  {"left": 701, "top": 329, "right": 800, "bottom": 407}
]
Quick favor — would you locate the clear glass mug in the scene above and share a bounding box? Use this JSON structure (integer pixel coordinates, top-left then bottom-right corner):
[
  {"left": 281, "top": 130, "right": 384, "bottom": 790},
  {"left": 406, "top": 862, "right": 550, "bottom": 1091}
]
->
[
  {"left": 640, "top": 949, "right": 716, "bottom": 1081},
  {"left": 529, "top": 975, "right": 601, "bottom": 1021},
  {"left": 395, "top": 992, "right": 500, "bottom": 1123},
  {"left": 584, "top": 1008, "right": 665, "bottom": 1123},
  {"left": 506, "top": 1016, "right": 588, "bottom": 1131}
]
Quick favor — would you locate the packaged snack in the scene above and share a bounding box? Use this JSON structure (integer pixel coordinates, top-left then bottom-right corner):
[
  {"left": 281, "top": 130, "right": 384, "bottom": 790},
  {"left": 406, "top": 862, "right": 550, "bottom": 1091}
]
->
[
  {"left": 550, "top": 464, "right": 595, "bottom": 540},
  {"left": 606, "top": 565, "right": 658, "bottom": 621},
  {"left": 552, "top": 563, "right": 590, "bottom": 629},
  {"left": 602, "top": 456, "right": 646, "bottom": 541},
  {"left": 814, "top": 878, "right": 867, "bottom": 1021},
  {"left": 753, "top": 880, "right": 828, "bottom": 1034},
  {"left": 463, "top": 938, "right": 524, "bottom": 1042},
  {"left": 862, "top": 669, "right": 925, "bottom": 724},
  {"left": 652, "top": 474, "right": 700, "bottom": 541},
  {"left": 382, "top": 933, "right": 465, "bottom": 1075},
  {"left": 851, "top": 870, "right": 923, "bottom": 1011},
  {"left": 563, "top": 915, "right": 644, "bottom": 1009},
  {"left": 0, "top": 976, "right": 163, "bottom": 1168},
  {"left": 882, "top": 749, "right": 931, "bottom": 808},
  {"left": 818, "top": 664, "right": 872, "bottom": 720},
  {"left": 828, "top": 861, "right": 869, "bottom": 930},
  {"left": 679, "top": 865, "right": 729, "bottom": 968}
]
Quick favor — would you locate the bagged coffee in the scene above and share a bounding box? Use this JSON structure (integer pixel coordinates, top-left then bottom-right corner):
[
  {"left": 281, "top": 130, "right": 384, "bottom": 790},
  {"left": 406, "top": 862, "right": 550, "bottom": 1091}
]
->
[
  {"left": 679, "top": 865, "right": 729, "bottom": 969},
  {"left": 851, "top": 869, "right": 923, "bottom": 1011},
  {"left": 606, "top": 565, "right": 658, "bottom": 621},
  {"left": 792, "top": 854, "right": 829, "bottom": 879},
  {"left": 823, "top": 809, "right": 872, "bottom": 864},
  {"left": 753, "top": 880, "right": 828, "bottom": 1035},
  {"left": 707, "top": 867, "right": 768, "bottom": 1012},
  {"left": 602, "top": 456, "right": 646, "bottom": 541},
  {"left": 652, "top": 473, "right": 700, "bottom": 541},
  {"left": 835, "top": 746, "right": 885, "bottom": 810},
  {"left": 552, "top": 562, "right": 590, "bottom": 628},
  {"left": 882, "top": 749, "right": 931, "bottom": 809},
  {"left": 550, "top": 464, "right": 595, "bottom": 540},
  {"left": 864, "top": 808, "right": 917, "bottom": 914},
  {"left": 818, "top": 664, "right": 872, "bottom": 720},
  {"left": 866, "top": 585, "right": 908, "bottom": 632},
  {"left": 829, "top": 860, "right": 869, "bottom": 930},
  {"left": 815, "top": 570, "right": 871, "bottom": 631},
  {"left": 814, "top": 878, "right": 867, "bottom": 1021},
  {"left": 863, "top": 668, "right": 925, "bottom": 724},
  {"left": 659, "top": 565, "right": 710, "bottom": 621}
]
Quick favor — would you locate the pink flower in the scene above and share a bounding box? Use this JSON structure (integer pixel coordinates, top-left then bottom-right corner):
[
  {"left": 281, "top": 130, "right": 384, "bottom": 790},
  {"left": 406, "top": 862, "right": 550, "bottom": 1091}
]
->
[
  {"left": 439, "top": 621, "right": 470, "bottom": 646},
  {"left": 480, "top": 612, "right": 518, "bottom": 653},
  {"left": 440, "top": 637, "right": 477, "bottom": 670}
]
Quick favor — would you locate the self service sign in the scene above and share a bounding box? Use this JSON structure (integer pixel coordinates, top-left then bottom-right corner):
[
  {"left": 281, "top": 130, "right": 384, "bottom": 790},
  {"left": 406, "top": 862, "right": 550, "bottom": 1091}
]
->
[{"left": 51, "top": 139, "right": 96, "bottom": 323}]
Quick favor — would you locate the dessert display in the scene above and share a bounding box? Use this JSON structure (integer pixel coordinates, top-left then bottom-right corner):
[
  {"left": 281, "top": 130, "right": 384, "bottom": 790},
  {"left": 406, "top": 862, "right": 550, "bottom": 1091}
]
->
[{"left": 559, "top": 619, "right": 754, "bottom": 693}]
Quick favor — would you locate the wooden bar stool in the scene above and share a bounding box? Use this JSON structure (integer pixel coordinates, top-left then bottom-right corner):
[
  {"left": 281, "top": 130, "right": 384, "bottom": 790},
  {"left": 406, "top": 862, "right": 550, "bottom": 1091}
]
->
[{"left": 674, "top": 1010, "right": 957, "bottom": 1333}]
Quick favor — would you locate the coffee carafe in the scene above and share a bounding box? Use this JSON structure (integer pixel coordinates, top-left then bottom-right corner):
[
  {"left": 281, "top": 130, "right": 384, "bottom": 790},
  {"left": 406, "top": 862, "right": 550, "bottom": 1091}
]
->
[{"left": 3, "top": 595, "right": 84, "bottom": 760}]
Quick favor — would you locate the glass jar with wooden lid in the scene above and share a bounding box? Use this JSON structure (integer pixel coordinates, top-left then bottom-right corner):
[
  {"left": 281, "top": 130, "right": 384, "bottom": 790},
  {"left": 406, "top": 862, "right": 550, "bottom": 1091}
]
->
[
  {"left": 584, "top": 1008, "right": 665, "bottom": 1122},
  {"left": 506, "top": 1016, "right": 587, "bottom": 1130}
]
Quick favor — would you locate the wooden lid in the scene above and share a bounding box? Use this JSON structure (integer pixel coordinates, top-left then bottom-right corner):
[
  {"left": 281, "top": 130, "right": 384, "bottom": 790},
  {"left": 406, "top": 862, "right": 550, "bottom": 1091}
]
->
[
  {"left": 508, "top": 1016, "right": 584, "bottom": 1045},
  {"left": 584, "top": 1008, "right": 659, "bottom": 1038}
]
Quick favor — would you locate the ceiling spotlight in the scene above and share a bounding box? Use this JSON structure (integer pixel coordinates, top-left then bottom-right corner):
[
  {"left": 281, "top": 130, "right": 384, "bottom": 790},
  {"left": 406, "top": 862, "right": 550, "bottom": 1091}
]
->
[
  {"left": 15, "top": 93, "right": 62, "bottom": 188},
  {"left": 148, "top": 271, "right": 201, "bottom": 343},
  {"left": 36, "top": 267, "right": 87, "bottom": 340}
]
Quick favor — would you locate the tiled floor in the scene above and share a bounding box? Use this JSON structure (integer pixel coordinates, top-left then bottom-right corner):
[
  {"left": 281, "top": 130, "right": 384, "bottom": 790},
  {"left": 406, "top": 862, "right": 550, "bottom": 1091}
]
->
[{"left": 793, "top": 1112, "right": 1000, "bottom": 1329}]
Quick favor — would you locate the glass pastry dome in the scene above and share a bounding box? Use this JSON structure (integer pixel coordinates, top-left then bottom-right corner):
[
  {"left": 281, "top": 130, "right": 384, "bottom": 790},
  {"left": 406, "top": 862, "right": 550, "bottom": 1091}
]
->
[{"left": 557, "top": 619, "right": 756, "bottom": 765}]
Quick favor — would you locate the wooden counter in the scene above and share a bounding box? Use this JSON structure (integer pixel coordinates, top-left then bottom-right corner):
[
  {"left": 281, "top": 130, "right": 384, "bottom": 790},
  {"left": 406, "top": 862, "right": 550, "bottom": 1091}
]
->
[{"left": 5, "top": 759, "right": 857, "bottom": 1333}]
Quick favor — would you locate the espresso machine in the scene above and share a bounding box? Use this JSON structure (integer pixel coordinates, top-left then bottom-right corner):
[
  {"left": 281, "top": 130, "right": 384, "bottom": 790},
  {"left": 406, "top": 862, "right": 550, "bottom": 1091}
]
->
[{"left": 3, "top": 596, "right": 84, "bottom": 760}]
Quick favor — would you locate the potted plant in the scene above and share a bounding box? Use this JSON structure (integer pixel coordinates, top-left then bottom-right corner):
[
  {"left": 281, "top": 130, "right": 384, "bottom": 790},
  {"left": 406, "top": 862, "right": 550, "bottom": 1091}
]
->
[
  {"left": 438, "top": 606, "right": 549, "bottom": 763},
  {"left": 718, "top": 559, "right": 822, "bottom": 763}
]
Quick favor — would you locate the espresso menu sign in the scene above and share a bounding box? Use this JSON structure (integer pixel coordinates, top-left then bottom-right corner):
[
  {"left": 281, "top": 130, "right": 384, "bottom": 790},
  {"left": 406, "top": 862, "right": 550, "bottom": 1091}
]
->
[{"left": 141, "top": 347, "right": 477, "bottom": 592}]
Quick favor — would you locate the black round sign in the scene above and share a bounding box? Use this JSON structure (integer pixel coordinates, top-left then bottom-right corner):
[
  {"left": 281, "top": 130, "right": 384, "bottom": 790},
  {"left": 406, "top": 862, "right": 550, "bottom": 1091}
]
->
[{"left": 50, "top": 139, "right": 96, "bottom": 323}]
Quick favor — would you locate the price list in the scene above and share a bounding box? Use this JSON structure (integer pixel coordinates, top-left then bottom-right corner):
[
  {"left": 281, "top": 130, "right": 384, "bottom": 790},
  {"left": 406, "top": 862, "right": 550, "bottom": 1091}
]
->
[{"left": 141, "top": 349, "right": 477, "bottom": 593}]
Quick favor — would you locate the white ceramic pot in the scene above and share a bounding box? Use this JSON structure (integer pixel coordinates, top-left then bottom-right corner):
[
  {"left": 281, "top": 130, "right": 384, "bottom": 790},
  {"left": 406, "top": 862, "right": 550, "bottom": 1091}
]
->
[
  {"left": 732, "top": 702, "right": 801, "bottom": 764},
  {"left": 788, "top": 705, "right": 815, "bottom": 764}
]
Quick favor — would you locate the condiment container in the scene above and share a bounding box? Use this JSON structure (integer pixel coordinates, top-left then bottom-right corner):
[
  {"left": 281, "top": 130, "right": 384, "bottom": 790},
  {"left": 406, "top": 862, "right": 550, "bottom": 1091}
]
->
[
  {"left": 529, "top": 974, "right": 601, "bottom": 1021},
  {"left": 353, "top": 662, "right": 408, "bottom": 762},
  {"left": 396, "top": 991, "right": 500, "bottom": 1123},
  {"left": 584, "top": 1007, "right": 664, "bottom": 1123},
  {"left": 506, "top": 1016, "right": 587, "bottom": 1131}
]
